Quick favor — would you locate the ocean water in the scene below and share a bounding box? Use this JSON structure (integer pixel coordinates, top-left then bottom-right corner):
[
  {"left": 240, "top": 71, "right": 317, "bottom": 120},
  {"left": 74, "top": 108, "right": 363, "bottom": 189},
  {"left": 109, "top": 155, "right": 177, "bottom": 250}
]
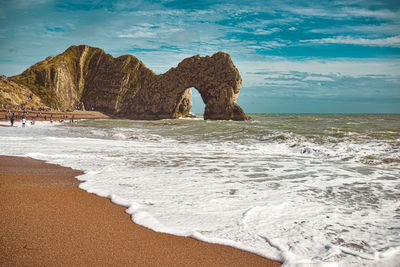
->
[{"left": 1, "top": 114, "right": 399, "bottom": 266}]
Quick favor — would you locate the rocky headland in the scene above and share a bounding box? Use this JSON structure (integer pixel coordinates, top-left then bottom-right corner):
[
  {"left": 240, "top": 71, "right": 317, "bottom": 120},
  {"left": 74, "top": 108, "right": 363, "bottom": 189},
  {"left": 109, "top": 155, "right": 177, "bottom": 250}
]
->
[{"left": 9, "top": 45, "right": 249, "bottom": 120}]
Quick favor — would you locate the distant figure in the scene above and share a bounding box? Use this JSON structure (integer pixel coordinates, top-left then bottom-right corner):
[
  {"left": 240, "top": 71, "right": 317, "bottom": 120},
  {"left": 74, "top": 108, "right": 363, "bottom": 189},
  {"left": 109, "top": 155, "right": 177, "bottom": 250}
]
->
[
  {"left": 31, "top": 118, "right": 35, "bottom": 125},
  {"left": 22, "top": 116, "right": 26, "bottom": 127},
  {"left": 10, "top": 116, "right": 14, "bottom": 126},
  {"left": 44, "top": 115, "right": 47, "bottom": 121},
  {"left": 71, "top": 115, "right": 75, "bottom": 123}
]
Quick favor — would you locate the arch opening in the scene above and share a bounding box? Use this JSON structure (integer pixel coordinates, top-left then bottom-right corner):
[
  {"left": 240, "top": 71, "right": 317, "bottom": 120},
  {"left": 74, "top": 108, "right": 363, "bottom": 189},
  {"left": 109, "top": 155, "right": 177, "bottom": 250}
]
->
[{"left": 190, "top": 87, "right": 205, "bottom": 116}]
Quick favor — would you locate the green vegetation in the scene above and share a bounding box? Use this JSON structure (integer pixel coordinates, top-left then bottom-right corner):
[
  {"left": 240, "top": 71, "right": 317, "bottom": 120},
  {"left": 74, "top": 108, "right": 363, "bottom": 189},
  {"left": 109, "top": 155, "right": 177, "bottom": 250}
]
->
[
  {"left": 120, "top": 56, "right": 142, "bottom": 95},
  {"left": 11, "top": 46, "right": 86, "bottom": 108},
  {"left": 0, "top": 77, "right": 45, "bottom": 107},
  {"left": 9, "top": 45, "right": 145, "bottom": 111},
  {"left": 12, "top": 69, "right": 56, "bottom": 107}
]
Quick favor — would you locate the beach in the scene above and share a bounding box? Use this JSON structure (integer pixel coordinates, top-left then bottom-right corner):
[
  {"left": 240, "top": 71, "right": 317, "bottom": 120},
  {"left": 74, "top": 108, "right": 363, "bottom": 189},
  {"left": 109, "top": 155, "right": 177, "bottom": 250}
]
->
[
  {"left": 0, "top": 114, "right": 399, "bottom": 266},
  {"left": 0, "top": 155, "right": 281, "bottom": 266},
  {"left": 0, "top": 109, "right": 110, "bottom": 123}
]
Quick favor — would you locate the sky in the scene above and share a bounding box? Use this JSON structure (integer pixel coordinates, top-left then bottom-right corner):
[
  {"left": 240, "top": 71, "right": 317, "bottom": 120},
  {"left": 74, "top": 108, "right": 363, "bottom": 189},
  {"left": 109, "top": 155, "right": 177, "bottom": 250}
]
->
[{"left": 0, "top": 0, "right": 399, "bottom": 113}]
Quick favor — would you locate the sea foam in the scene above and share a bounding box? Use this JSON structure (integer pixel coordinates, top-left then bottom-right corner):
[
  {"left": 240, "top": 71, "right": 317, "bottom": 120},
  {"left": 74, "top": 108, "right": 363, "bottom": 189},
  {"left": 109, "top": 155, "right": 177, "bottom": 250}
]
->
[{"left": 1, "top": 114, "right": 399, "bottom": 266}]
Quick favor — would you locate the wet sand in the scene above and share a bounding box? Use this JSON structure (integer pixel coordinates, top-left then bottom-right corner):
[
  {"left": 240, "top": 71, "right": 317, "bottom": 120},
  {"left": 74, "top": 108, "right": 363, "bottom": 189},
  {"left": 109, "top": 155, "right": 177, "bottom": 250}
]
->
[{"left": 0, "top": 155, "right": 281, "bottom": 266}]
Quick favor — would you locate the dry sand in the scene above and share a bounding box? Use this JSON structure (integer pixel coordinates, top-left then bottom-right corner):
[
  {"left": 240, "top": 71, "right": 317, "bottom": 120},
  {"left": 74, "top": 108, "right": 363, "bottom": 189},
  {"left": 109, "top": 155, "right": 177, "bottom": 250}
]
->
[
  {"left": 0, "top": 155, "right": 282, "bottom": 266},
  {"left": 0, "top": 109, "right": 110, "bottom": 122}
]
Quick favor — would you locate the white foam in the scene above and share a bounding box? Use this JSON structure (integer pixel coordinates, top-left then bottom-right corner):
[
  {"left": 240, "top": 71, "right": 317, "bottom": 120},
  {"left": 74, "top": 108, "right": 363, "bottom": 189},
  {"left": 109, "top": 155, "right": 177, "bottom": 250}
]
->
[{"left": 1, "top": 118, "right": 399, "bottom": 266}]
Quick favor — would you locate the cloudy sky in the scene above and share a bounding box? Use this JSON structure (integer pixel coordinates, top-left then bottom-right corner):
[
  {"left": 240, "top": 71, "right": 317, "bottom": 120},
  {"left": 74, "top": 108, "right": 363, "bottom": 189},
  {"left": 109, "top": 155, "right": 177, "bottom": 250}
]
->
[{"left": 1, "top": 0, "right": 399, "bottom": 113}]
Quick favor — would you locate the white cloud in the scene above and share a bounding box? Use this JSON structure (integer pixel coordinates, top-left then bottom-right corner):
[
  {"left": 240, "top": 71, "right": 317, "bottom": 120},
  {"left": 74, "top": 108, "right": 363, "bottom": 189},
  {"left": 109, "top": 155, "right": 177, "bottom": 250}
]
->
[
  {"left": 282, "top": 6, "right": 346, "bottom": 19},
  {"left": 280, "top": 4, "right": 400, "bottom": 22},
  {"left": 258, "top": 40, "right": 287, "bottom": 49},
  {"left": 238, "top": 57, "right": 400, "bottom": 87},
  {"left": 264, "top": 80, "right": 299, "bottom": 86},
  {"left": 303, "top": 76, "right": 334, "bottom": 82},
  {"left": 235, "top": 17, "right": 299, "bottom": 32},
  {"left": 309, "top": 23, "right": 400, "bottom": 35},
  {"left": 117, "top": 23, "right": 181, "bottom": 39},
  {"left": 119, "top": 31, "right": 154, "bottom": 38},
  {"left": 130, "top": 8, "right": 228, "bottom": 23},
  {"left": 301, "top": 35, "right": 400, "bottom": 47},
  {"left": 344, "top": 8, "right": 400, "bottom": 21},
  {"left": 253, "top": 27, "right": 280, "bottom": 35}
]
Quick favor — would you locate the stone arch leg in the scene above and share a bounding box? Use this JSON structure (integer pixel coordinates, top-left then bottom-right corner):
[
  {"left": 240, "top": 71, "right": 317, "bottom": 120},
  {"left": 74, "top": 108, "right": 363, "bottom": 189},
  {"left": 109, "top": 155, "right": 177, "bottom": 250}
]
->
[
  {"left": 202, "top": 84, "right": 249, "bottom": 121},
  {"left": 171, "top": 88, "right": 192, "bottom": 118}
]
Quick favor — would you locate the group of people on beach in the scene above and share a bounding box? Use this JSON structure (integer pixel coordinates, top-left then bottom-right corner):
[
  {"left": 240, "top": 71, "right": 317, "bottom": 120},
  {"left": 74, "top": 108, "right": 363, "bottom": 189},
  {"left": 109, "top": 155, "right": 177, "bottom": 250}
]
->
[
  {"left": 5, "top": 110, "right": 75, "bottom": 127},
  {"left": 1, "top": 93, "right": 79, "bottom": 127},
  {"left": 8, "top": 112, "right": 35, "bottom": 127}
]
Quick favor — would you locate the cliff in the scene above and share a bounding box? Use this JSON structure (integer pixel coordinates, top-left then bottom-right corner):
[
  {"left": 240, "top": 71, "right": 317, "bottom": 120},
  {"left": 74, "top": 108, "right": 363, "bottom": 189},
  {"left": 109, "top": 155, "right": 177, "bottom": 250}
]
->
[
  {"left": 11, "top": 45, "right": 249, "bottom": 120},
  {"left": 0, "top": 76, "right": 44, "bottom": 108}
]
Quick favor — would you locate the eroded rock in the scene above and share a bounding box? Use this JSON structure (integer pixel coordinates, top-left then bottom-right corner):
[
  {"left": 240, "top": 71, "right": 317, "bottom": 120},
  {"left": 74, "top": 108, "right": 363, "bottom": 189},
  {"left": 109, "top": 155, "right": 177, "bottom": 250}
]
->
[
  {"left": 0, "top": 76, "right": 44, "bottom": 108},
  {"left": 11, "top": 45, "right": 249, "bottom": 120}
]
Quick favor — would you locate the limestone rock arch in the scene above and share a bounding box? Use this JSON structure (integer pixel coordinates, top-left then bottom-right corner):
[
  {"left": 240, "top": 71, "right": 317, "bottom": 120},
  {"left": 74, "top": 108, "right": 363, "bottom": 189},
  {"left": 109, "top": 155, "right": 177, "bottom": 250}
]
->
[
  {"left": 123, "top": 52, "right": 249, "bottom": 121},
  {"left": 12, "top": 45, "right": 250, "bottom": 121}
]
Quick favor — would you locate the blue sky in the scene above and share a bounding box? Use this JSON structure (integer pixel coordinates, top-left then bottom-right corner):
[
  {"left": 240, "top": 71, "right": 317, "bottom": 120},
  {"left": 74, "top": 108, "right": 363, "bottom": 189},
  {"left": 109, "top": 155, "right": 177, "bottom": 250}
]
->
[{"left": 0, "top": 0, "right": 399, "bottom": 113}]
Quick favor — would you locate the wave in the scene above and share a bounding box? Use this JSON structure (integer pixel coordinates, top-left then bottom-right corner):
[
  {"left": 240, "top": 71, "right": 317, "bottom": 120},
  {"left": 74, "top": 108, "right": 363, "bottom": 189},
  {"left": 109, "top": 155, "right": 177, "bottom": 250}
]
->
[{"left": 1, "top": 114, "right": 399, "bottom": 266}]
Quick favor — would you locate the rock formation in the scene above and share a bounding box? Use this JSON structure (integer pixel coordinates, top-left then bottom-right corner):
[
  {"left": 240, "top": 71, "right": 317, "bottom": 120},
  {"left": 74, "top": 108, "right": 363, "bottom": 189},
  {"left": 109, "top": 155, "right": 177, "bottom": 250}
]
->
[
  {"left": 0, "top": 76, "right": 44, "bottom": 108},
  {"left": 11, "top": 45, "right": 249, "bottom": 120}
]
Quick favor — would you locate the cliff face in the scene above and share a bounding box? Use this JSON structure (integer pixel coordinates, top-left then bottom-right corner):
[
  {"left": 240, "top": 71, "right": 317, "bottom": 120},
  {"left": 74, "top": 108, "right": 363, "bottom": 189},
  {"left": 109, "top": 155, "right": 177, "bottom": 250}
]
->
[
  {"left": 0, "top": 76, "right": 44, "bottom": 108},
  {"left": 11, "top": 45, "right": 148, "bottom": 113},
  {"left": 11, "top": 45, "right": 249, "bottom": 120}
]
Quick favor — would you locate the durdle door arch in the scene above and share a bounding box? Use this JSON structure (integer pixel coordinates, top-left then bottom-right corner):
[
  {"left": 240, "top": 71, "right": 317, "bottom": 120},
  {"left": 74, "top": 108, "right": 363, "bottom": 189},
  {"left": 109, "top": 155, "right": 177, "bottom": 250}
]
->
[
  {"left": 11, "top": 45, "right": 249, "bottom": 121},
  {"left": 125, "top": 52, "right": 249, "bottom": 121}
]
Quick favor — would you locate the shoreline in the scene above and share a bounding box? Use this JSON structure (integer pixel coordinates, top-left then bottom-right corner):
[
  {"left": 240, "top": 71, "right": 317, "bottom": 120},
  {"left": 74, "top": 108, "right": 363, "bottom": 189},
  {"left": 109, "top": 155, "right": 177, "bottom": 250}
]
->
[
  {"left": 0, "top": 155, "right": 281, "bottom": 266},
  {"left": 0, "top": 109, "right": 110, "bottom": 123}
]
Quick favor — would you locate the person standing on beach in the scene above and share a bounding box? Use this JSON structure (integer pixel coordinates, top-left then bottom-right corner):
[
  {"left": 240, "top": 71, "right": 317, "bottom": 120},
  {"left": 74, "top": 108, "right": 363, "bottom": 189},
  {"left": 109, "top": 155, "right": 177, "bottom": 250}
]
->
[
  {"left": 10, "top": 115, "right": 14, "bottom": 126},
  {"left": 22, "top": 116, "right": 26, "bottom": 127}
]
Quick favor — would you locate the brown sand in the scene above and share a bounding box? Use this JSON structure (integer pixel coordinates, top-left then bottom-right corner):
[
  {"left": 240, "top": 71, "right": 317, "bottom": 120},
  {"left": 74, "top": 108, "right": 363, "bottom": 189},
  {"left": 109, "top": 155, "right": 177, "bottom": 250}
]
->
[
  {"left": 0, "top": 109, "right": 110, "bottom": 122},
  {"left": 0, "top": 155, "right": 282, "bottom": 266}
]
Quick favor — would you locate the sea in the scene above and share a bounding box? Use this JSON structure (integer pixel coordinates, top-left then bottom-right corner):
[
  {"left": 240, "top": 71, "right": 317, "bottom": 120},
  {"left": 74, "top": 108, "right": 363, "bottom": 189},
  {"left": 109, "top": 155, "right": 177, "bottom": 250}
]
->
[{"left": 1, "top": 114, "right": 399, "bottom": 267}]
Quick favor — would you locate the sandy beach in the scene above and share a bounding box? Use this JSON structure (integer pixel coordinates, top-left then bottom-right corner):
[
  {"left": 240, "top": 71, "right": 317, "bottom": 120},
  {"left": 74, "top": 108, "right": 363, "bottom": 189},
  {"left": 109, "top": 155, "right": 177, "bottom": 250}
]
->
[
  {"left": 0, "top": 109, "right": 110, "bottom": 123},
  {"left": 0, "top": 155, "right": 281, "bottom": 266}
]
